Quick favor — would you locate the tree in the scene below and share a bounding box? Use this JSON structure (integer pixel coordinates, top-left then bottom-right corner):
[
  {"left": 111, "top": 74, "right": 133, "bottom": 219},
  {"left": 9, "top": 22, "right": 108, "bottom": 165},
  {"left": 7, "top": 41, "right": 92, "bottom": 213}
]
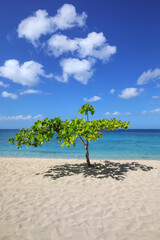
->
[{"left": 9, "top": 104, "right": 131, "bottom": 166}]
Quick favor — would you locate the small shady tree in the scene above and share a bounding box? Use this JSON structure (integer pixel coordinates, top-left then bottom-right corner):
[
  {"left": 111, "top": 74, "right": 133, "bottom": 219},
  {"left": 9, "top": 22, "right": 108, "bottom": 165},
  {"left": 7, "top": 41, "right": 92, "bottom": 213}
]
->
[{"left": 9, "top": 104, "right": 130, "bottom": 166}]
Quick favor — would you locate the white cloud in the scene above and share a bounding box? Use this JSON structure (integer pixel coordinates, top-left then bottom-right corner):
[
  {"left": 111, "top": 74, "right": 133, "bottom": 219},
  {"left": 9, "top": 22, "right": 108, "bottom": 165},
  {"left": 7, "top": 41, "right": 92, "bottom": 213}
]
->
[
  {"left": 105, "top": 111, "right": 133, "bottom": 116},
  {"left": 1, "top": 91, "right": 18, "bottom": 100},
  {"left": 56, "top": 58, "right": 93, "bottom": 84},
  {"left": 17, "top": 4, "right": 87, "bottom": 44},
  {"left": 17, "top": 10, "right": 54, "bottom": 45},
  {"left": 105, "top": 111, "right": 120, "bottom": 116},
  {"left": 83, "top": 96, "right": 101, "bottom": 102},
  {"left": 110, "top": 88, "right": 115, "bottom": 94},
  {"left": 0, "top": 81, "right": 9, "bottom": 88},
  {"left": 137, "top": 68, "right": 160, "bottom": 85},
  {"left": 118, "top": 88, "right": 144, "bottom": 99},
  {"left": 49, "top": 33, "right": 116, "bottom": 85},
  {"left": 20, "top": 89, "right": 41, "bottom": 95},
  {"left": 47, "top": 34, "right": 78, "bottom": 57},
  {"left": 142, "top": 108, "right": 160, "bottom": 115},
  {"left": 0, "top": 59, "right": 52, "bottom": 86},
  {"left": 141, "top": 110, "right": 147, "bottom": 115},
  {"left": 77, "top": 32, "right": 116, "bottom": 61},
  {"left": 52, "top": 4, "right": 87, "bottom": 30},
  {"left": 152, "top": 96, "right": 159, "bottom": 99},
  {"left": 124, "top": 112, "right": 133, "bottom": 115},
  {"left": 47, "top": 32, "right": 116, "bottom": 61},
  {"left": 33, "top": 114, "right": 43, "bottom": 119},
  {"left": 0, "top": 114, "right": 43, "bottom": 121},
  {"left": 17, "top": 5, "right": 116, "bottom": 86}
]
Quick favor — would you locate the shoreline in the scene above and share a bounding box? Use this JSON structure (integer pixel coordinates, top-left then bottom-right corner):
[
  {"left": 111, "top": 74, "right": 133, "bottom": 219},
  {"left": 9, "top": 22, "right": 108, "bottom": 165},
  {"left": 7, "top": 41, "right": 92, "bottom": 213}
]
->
[
  {"left": 0, "top": 157, "right": 160, "bottom": 240},
  {"left": 0, "top": 156, "right": 160, "bottom": 162}
]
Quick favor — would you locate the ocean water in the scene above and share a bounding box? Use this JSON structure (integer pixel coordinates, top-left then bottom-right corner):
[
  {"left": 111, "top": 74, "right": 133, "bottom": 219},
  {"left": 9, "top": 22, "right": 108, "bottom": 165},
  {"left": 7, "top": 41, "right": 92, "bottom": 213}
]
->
[{"left": 0, "top": 129, "right": 160, "bottom": 160}]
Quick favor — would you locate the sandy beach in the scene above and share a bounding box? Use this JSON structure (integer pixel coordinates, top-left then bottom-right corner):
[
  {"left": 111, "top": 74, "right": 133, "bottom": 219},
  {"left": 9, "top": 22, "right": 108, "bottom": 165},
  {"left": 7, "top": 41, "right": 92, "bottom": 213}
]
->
[{"left": 0, "top": 157, "right": 160, "bottom": 240}]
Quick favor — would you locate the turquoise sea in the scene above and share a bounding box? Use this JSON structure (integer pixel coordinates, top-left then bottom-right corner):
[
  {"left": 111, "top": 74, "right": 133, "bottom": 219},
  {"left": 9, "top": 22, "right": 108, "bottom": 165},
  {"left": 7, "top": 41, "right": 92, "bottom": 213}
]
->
[{"left": 0, "top": 129, "right": 160, "bottom": 160}]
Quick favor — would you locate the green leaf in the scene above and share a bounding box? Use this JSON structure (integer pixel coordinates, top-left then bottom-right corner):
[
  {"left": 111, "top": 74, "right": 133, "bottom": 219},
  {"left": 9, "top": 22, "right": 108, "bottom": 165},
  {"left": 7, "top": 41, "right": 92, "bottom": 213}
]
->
[
  {"left": 78, "top": 104, "right": 95, "bottom": 116},
  {"left": 9, "top": 104, "right": 131, "bottom": 156}
]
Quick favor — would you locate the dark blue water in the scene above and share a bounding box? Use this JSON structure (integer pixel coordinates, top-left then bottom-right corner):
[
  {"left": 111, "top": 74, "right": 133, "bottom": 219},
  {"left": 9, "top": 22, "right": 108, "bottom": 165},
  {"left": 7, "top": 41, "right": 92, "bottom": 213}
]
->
[{"left": 0, "top": 129, "right": 160, "bottom": 160}]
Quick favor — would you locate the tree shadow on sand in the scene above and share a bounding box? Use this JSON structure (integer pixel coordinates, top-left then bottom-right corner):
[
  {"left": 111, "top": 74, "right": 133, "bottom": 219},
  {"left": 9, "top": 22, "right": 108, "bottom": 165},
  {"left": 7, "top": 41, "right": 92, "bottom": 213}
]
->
[{"left": 37, "top": 161, "right": 154, "bottom": 181}]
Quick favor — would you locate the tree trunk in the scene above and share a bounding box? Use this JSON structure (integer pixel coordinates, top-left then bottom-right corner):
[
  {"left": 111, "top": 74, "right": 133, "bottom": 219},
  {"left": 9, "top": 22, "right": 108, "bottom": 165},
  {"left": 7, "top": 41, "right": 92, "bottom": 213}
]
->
[
  {"left": 85, "top": 143, "right": 91, "bottom": 166},
  {"left": 78, "top": 135, "right": 91, "bottom": 167}
]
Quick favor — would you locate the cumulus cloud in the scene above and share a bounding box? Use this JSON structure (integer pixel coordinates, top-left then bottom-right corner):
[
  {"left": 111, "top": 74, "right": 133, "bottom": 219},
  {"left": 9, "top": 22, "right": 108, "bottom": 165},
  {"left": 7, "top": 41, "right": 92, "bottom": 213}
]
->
[
  {"left": 0, "top": 81, "right": 9, "bottom": 88},
  {"left": 0, "top": 59, "right": 52, "bottom": 86},
  {"left": 118, "top": 88, "right": 144, "bottom": 99},
  {"left": 142, "top": 108, "right": 160, "bottom": 115},
  {"left": 0, "top": 114, "right": 43, "bottom": 121},
  {"left": 17, "top": 10, "right": 54, "bottom": 45},
  {"left": 137, "top": 68, "right": 160, "bottom": 85},
  {"left": 56, "top": 58, "right": 93, "bottom": 84},
  {"left": 83, "top": 95, "right": 101, "bottom": 102},
  {"left": 17, "top": 5, "right": 116, "bottom": 86},
  {"left": 47, "top": 34, "right": 78, "bottom": 57},
  {"left": 1, "top": 91, "right": 18, "bottom": 100},
  {"left": 77, "top": 32, "right": 116, "bottom": 61},
  {"left": 20, "top": 89, "right": 41, "bottom": 95},
  {"left": 52, "top": 4, "right": 87, "bottom": 30},
  {"left": 110, "top": 88, "right": 115, "bottom": 94},
  {"left": 47, "top": 33, "right": 116, "bottom": 84},
  {"left": 17, "top": 4, "right": 87, "bottom": 44},
  {"left": 47, "top": 32, "right": 116, "bottom": 61}
]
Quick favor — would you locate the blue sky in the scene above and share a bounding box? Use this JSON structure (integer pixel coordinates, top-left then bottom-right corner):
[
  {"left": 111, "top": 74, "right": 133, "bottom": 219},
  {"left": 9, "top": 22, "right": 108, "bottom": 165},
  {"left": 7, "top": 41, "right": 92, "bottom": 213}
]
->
[{"left": 0, "top": 0, "right": 160, "bottom": 129}]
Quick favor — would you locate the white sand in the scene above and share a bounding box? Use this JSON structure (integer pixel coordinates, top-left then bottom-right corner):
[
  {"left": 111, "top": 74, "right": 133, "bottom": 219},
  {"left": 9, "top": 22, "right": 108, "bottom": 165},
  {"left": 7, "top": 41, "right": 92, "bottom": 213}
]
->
[{"left": 0, "top": 157, "right": 160, "bottom": 240}]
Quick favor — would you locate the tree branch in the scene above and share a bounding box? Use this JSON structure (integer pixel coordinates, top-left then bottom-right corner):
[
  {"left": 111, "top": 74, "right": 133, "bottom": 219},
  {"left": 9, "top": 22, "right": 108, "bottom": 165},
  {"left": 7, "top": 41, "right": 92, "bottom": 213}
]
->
[
  {"left": 78, "top": 135, "right": 86, "bottom": 148},
  {"left": 86, "top": 139, "right": 89, "bottom": 147}
]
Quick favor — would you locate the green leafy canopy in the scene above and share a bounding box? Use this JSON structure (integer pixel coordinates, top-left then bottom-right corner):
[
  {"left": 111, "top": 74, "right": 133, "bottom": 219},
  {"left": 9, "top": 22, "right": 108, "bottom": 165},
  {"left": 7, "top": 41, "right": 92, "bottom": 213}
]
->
[
  {"left": 78, "top": 103, "right": 95, "bottom": 116},
  {"left": 9, "top": 104, "right": 131, "bottom": 150}
]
